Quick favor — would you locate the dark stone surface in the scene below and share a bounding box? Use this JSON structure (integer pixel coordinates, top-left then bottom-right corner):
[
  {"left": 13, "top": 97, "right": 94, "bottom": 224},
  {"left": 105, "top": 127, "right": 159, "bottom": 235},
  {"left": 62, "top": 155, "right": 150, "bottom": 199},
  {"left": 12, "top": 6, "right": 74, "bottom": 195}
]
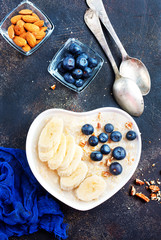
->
[{"left": 0, "top": 0, "right": 161, "bottom": 239}]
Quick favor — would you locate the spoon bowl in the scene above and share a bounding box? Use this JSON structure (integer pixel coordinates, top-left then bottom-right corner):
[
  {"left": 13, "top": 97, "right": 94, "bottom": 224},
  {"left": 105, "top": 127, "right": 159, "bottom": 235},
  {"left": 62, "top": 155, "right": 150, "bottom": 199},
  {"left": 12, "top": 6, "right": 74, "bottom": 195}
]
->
[
  {"left": 113, "top": 76, "right": 144, "bottom": 117},
  {"left": 120, "top": 56, "right": 151, "bottom": 96}
]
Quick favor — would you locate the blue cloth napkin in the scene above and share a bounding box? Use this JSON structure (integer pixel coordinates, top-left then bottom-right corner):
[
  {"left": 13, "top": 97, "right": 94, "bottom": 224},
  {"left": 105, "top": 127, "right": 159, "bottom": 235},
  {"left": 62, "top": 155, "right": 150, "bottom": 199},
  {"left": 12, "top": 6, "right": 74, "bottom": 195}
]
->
[{"left": 0, "top": 147, "right": 68, "bottom": 240}]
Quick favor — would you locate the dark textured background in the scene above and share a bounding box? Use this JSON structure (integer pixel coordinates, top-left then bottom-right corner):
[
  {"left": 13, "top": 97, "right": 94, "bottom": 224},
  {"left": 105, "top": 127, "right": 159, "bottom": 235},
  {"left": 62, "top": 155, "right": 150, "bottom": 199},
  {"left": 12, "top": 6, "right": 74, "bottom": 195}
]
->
[{"left": 0, "top": 0, "right": 161, "bottom": 239}]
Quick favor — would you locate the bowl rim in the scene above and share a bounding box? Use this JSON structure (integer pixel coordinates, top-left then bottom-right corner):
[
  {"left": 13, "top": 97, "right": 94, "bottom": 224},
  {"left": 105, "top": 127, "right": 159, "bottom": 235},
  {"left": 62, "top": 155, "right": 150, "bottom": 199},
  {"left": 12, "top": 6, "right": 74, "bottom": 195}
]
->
[
  {"left": 0, "top": 0, "right": 54, "bottom": 56},
  {"left": 48, "top": 38, "right": 104, "bottom": 93},
  {"left": 26, "top": 107, "right": 142, "bottom": 211}
]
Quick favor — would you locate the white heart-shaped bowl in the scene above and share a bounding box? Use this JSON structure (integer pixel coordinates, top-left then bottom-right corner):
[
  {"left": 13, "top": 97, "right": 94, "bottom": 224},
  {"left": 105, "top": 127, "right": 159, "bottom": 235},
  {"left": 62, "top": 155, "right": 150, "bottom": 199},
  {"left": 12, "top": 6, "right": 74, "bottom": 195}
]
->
[{"left": 26, "top": 107, "right": 141, "bottom": 211}]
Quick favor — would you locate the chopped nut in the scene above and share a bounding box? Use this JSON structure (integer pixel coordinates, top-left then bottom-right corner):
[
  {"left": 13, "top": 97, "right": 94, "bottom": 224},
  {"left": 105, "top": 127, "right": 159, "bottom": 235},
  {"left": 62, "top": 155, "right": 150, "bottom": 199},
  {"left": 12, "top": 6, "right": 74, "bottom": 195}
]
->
[
  {"left": 131, "top": 185, "right": 136, "bottom": 196},
  {"left": 157, "top": 180, "right": 161, "bottom": 185},
  {"left": 150, "top": 193, "right": 157, "bottom": 200},
  {"left": 145, "top": 181, "right": 150, "bottom": 186},
  {"left": 152, "top": 163, "right": 155, "bottom": 167},
  {"left": 106, "top": 158, "right": 112, "bottom": 166},
  {"left": 135, "top": 193, "right": 150, "bottom": 202},
  {"left": 149, "top": 185, "right": 160, "bottom": 193},
  {"left": 125, "top": 121, "right": 133, "bottom": 129},
  {"left": 79, "top": 140, "right": 86, "bottom": 148},
  {"left": 135, "top": 178, "right": 144, "bottom": 185},
  {"left": 102, "top": 171, "right": 111, "bottom": 177},
  {"left": 97, "top": 122, "right": 101, "bottom": 128},
  {"left": 98, "top": 112, "right": 102, "bottom": 120},
  {"left": 50, "top": 84, "right": 56, "bottom": 90},
  {"left": 150, "top": 180, "right": 155, "bottom": 184}
]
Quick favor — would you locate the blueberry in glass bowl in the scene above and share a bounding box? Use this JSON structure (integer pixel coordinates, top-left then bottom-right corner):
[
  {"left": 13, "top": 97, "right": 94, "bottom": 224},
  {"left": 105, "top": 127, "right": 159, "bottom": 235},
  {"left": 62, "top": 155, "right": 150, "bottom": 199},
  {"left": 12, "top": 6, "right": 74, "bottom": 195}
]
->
[{"left": 48, "top": 38, "right": 104, "bottom": 93}]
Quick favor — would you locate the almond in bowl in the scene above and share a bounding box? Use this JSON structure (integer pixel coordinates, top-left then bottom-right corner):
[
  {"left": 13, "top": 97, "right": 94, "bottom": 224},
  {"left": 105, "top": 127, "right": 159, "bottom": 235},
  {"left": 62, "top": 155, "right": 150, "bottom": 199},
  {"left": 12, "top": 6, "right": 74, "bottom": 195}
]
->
[
  {"left": 8, "top": 9, "right": 47, "bottom": 52},
  {"left": 0, "top": 0, "right": 54, "bottom": 55}
]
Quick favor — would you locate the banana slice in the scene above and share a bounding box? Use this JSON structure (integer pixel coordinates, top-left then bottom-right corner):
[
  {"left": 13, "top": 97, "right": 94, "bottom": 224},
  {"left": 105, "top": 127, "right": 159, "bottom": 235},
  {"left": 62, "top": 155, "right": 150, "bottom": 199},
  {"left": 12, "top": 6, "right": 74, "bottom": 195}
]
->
[
  {"left": 58, "top": 135, "right": 76, "bottom": 170},
  {"left": 76, "top": 175, "right": 106, "bottom": 201},
  {"left": 60, "top": 161, "right": 88, "bottom": 191},
  {"left": 39, "top": 148, "right": 54, "bottom": 162},
  {"left": 38, "top": 117, "right": 63, "bottom": 153},
  {"left": 48, "top": 134, "right": 66, "bottom": 170},
  {"left": 58, "top": 145, "right": 83, "bottom": 177}
]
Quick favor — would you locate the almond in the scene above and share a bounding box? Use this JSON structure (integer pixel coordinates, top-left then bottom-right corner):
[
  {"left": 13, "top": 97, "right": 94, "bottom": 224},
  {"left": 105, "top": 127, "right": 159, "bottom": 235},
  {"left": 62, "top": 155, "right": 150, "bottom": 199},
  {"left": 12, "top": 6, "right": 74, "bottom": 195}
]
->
[
  {"left": 8, "top": 25, "right": 15, "bottom": 39},
  {"left": 13, "top": 36, "right": 27, "bottom": 47},
  {"left": 19, "top": 9, "right": 33, "bottom": 15},
  {"left": 22, "top": 44, "right": 31, "bottom": 52},
  {"left": 26, "top": 32, "right": 36, "bottom": 48},
  {"left": 32, "top": 13, "right": 40, "bottom": 20},
  {"left": 17, "top": 19, "right": 25, "bottom": 27},
  {"left": 19, "top": 32, "right": 27, "bottom": 39},
  {"left": 34, "top": 20, "right": 44, "bottom": 27},
  {"left": 14, "top": 25, "right": 25, "bottom": 35},
  {"left": 11, "top": 15, "right": 22, "bottom": 24},
  {"left": 33, "top": 30, "right": 46, "bottom": 39},
  {"left": 36, "top": 39, "right": 41, "bottom": 45},
  {"left": 24, "top": 23, "right": 39, "bottom": 32},
  {"left": 40, "top": 26, "right": 47, "bottom": 32},
  {"left": 22, "top": 15, "right": 38, "bottom": 23}
]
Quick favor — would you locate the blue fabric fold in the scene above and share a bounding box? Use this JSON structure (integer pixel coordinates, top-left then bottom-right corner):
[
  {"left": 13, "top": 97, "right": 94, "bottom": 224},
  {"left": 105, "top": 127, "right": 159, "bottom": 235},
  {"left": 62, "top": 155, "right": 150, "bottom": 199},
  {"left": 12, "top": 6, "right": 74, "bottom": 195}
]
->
[{"left": 0, "top": 147, "right": 68, "bottom": 240}]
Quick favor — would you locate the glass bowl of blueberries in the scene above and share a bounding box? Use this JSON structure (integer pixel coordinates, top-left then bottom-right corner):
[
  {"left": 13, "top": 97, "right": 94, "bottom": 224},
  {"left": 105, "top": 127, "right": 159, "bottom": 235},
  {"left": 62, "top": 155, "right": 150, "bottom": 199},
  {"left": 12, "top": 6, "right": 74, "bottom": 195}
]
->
[{"left": 48, "top": 38, "right": 104, "bottom": 93}]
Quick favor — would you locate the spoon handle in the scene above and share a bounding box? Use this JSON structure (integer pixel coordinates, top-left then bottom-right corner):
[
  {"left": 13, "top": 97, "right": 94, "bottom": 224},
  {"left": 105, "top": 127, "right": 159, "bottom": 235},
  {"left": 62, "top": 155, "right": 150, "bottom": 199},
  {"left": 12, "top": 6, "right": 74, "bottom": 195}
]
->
[
  {"left": 86, "top": 0, "right": 128, "bottom": 59},
  {"left": 84, "top": 9, "right": 119, "bottom": 77}
]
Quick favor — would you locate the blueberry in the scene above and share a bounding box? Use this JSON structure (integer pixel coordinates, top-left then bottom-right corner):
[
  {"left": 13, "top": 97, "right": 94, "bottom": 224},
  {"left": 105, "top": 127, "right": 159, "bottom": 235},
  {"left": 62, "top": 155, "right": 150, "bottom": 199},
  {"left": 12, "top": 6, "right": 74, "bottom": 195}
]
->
[
  {"left": 69, "top": 43, "right": 82, "bottom": 55},
  {"left": 72, "top": 69, "right": 83, "bottom": 79},
  {"left": 57, "top": 61, "right": 66, "bottom": 74},
  {"left": 88, "top": 136, "right": 98, "bottom": 146},
  {"left": 90, "top": 151, "right": 103, "bottom": 161},
  {"left": 109, "top": 162, "right": 123, "bottom": 175},
  {"left": 126, "top": 131, "right": 137, "bottom": 140},
  {"left": 79, "top": 52, "right": 89, "bottom": 59},
  {"left": 63, "top": 56, "right": 75, "bottom": 70},
  {"left": 75, "top": 79, "right": 84, "bottom": 87},
  {"left": 98, "top": 133, "right": 108, "bottom": 143},
  {"left": 88, "top": 57, "right": 98, "bottom": 68},
  {"left": 81, "top": 124, "right": 94, "bottom": 135},
  {"left": 83, "top": 67, "right": 92, "bottom": 78},
  {"left": 112, "top": 146, "right": 126, "bottom": 160},
  {"left": 76, "top": 56, "right": 88, "bottom": 70},
  {"left": 104, "top": 123, "right": 114, "bottom": 133},
  {"left": 110, "top": 131, "right": 122, "bottom": 142},
  {"left": 64, "top": 73, "right": 75, "bottom": 84},
  {"left": 100, "top": 144, "right": 111, "bottom": 155}
]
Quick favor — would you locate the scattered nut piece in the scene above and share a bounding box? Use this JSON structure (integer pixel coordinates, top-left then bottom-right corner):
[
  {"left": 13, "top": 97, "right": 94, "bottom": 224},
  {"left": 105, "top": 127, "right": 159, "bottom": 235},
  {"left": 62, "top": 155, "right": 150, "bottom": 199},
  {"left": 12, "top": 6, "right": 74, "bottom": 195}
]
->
[
  {"left": 150, "top": 193, "right": 157, "bottom": 200},
  {"left": 102, "top": 171, "right": 111, "bottom": 177},
  {"left": 152, "top": 163, "right": 155, "bottom": 167},
  {"left": 79, "top": 140, "right": 86, "bottom": 148},
  {"left": 135, "top": 193, "right": 150, "bottom": 202},
  {"left": 149, "top": 185, "right": 160, "bottom": 193},
  {"left": 150, "top": 180, "right": 155, "bottom": 185},
  {"left": 135, "top": 178, "right": 144, "bottom": 185},
  {"left": 145, "top": 181, "right": 150, "bottom": 186},
  {"left": 125, "top": 121, "right": 133, "bottom": 129},
  {"left": 131, "top": 185, "right": 136, "bottom": 196},
  {"left": 50, "top": 84, "right": 56, "bottom": 90}
]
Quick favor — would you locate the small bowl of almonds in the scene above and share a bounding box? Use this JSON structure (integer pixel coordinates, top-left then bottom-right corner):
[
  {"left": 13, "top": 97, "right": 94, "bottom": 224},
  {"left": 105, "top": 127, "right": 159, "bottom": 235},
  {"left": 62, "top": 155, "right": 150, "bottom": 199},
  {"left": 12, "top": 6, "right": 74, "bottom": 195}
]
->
[{"left": 0, "top": 0, "right": 54, "bottom": 55}]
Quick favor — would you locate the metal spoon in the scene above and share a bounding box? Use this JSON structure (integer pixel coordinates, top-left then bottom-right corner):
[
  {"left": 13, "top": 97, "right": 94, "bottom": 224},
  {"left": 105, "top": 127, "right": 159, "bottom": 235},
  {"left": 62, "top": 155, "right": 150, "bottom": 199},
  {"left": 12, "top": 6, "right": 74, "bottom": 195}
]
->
[
  {"left": 86, "top": 0, "right": 151, "bottom": 96},
  {"left": 84, "top": 9, "right": 144, "bottom": 117}
]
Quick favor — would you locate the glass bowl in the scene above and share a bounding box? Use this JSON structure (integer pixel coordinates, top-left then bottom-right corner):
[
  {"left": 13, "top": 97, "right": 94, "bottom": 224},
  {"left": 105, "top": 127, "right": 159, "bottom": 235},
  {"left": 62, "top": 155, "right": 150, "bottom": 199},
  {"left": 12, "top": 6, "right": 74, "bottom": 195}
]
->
[
  {"left": 48, "top": 38, "right": 104, "bottom": 93},
  {"left": 0, "top": 0, "right": 54, "bottom": 56}
]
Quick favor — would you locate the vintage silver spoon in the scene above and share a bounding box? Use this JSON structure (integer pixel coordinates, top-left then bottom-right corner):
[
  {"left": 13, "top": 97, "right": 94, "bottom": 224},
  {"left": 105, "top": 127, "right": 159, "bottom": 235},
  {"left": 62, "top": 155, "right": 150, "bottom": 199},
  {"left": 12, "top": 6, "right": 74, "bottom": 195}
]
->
[
  {"left": 86, "top": 0, "right": 151, "bottom": 96},
  {"left": 84, "top": 9, "right": 144, "bottom": 117}
]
